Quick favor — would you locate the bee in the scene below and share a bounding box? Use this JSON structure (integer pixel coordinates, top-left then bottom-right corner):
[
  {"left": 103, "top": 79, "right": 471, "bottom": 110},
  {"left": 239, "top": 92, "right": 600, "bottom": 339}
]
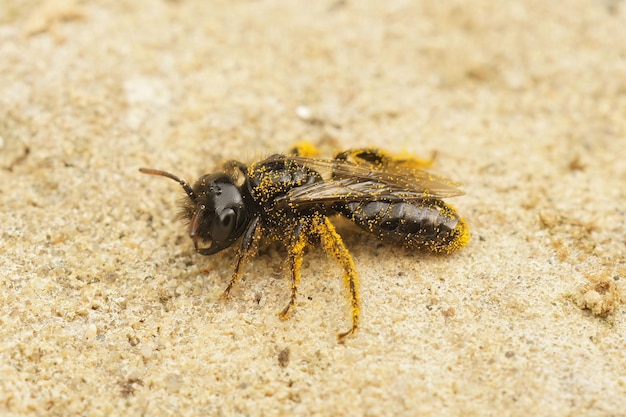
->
[{"left": 139, "top": 146, "right": 470, "bottom": 341}]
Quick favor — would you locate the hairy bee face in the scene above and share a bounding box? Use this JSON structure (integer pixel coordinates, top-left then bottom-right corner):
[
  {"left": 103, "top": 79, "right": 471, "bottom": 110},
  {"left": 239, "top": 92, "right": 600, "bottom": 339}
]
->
[
  {"left": 139, "top": 168, "right": 251, "bottom": 256},
  {"left": 184, "top": 173, "right": 251, "bottom": 255}
]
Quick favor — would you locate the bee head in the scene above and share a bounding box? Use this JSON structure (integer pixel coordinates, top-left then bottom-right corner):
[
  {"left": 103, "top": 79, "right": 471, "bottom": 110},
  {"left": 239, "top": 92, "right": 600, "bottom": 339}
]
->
[{"left": 139, "top": 168, "right": 250, "bottom": 255}]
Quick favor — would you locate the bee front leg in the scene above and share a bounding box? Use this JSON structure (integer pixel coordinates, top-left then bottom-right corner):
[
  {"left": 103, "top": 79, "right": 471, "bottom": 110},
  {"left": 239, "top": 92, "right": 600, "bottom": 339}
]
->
[
  {"left": 223, "top": 216, "right": 261, "bottom": 297},
  {"left": 279, "top": 220, "right": 307, "bottom": 320}
]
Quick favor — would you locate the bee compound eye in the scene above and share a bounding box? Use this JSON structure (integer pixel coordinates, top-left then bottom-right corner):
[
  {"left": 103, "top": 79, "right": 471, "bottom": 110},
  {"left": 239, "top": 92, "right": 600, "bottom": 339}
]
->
[{"left": 212, "top": 208, "right": 236, "bottom": 243}]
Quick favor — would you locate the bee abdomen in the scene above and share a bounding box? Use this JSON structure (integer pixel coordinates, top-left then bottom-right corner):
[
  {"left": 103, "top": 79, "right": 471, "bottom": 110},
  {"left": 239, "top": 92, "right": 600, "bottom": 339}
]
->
[{"left": 333, "top": 200, "right": 469, "bottom": 253}]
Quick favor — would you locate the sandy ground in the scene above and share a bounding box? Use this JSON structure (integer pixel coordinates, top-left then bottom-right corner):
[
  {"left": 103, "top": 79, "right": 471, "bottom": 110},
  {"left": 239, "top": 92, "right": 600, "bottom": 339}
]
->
[{"left": 1, "top": 0, "right": 625, "bottom": 416}]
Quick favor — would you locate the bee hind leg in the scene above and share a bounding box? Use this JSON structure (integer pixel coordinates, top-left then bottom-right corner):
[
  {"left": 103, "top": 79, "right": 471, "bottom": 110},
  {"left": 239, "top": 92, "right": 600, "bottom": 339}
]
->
[
  {"left": 334, "top": 148, "right": 435, "bottom": 169},
  {"left": 289, "top": 141, "right": 320, "bottom": 157},
  {"left": 313, "top": 216, "right": 360, "bottom": 342}
]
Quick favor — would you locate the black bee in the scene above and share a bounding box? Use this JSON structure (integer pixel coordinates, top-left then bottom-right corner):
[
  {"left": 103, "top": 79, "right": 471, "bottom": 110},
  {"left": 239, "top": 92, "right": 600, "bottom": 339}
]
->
[{"left": 140, "top": 146, "right": 470, "bottom": 340}]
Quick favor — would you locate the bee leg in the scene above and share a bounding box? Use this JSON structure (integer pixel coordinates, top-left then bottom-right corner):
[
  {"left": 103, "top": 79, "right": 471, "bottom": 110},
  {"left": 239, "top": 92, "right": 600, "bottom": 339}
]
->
[
  {"left": 223, "top": 216, "right": 261, "bottom": 297},
  {"left": 279, "top": 221, "right": 307, "bottom": 320},
  {"left": 314, "top": 216, "right": 360, "bottom": 342},
  {"left": 289, "top": 141, "right": 320, "bottom": 157},
  {"left": 334, "top": 148, "right": 435, "bottom": 169}
]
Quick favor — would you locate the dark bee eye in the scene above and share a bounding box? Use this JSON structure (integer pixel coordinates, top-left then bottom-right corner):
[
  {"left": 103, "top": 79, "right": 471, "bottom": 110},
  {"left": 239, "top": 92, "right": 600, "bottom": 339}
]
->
[{"left": 212, "top": 208, "right": 236, "bottom": 243}]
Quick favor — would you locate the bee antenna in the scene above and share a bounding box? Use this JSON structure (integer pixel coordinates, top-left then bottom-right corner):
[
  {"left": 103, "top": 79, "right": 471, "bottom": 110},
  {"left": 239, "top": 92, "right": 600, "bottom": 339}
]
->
[{"left": 139, "top": 168, "right": 197, "bottom": 202}]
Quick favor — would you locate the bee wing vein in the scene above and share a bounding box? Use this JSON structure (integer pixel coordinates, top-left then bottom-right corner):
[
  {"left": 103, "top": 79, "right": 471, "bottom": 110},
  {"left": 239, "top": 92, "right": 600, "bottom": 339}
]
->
[{"left": 283, "top": 156, "right": 465, "bottom": 206}]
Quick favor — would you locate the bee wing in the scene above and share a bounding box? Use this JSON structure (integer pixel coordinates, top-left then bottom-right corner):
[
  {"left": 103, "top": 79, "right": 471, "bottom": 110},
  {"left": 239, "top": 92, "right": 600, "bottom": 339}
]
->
[{"left": 284, "top": 156, "right": 465, "bottom": 206}]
